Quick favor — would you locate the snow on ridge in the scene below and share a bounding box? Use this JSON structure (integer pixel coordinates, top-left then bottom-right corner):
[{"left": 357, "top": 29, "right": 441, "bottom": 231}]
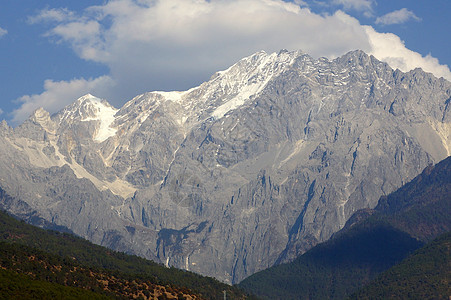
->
[
  {"left": 77, "top": 93, "right": 98, "bottom": 102},
  {"left": 210, "top": 81, "right": 265, "bottom": 119},
  {"left": 210, "top": 50, "right": 302, "bottom": 119},
  {"left": 153, "top": 91, "right": 187, "bottom": 103},
  {"left": 92, "top": 102, "right": 118, "bottom": 142},
  {"left": 113, "top": 50, "right": 305, "bottom": 127},
  {"left": 79, "top": 94, "right": 119, "bottom": 142}
]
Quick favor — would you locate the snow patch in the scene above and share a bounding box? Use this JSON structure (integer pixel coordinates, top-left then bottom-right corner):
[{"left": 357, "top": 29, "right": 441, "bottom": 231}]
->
[
  {"left": 210, "top": 50, "right": 300, "bottom": 119},
  {"left": 153, "top": 86, "right": 199, "bottom": 103},
  {"left": 81, "top": 95, "right": 119, "bottom": 142},
  {"left": 211, "top": 81, "right": 265, "bottom": 119},
  {"left": 153, "top": 91, "right": 186, "bottom": 102}
]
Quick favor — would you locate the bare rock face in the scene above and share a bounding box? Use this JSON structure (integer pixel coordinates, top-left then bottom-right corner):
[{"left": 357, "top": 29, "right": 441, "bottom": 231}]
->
[{"left": 0, "top": 50, "right": 450, "bottom": 283}]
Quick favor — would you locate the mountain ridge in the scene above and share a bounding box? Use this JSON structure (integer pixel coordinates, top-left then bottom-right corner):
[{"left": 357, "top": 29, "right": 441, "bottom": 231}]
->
[{"left": 0, "top": 49, "right": 450, "bottom": 283}]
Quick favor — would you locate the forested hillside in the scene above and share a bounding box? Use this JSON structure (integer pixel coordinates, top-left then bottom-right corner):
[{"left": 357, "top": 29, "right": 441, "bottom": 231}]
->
[
  {"left": 0, "top": 209, "right": 251, "bottom": 299},
  {"left": 350, "top": 232, "right": 451, "bottom": 299}
]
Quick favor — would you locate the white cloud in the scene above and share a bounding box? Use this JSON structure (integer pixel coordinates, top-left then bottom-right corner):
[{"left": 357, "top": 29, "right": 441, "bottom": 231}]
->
[
  {"left": 17, "top": 0, "right": 450, "bottom": 124},
  {"left": 11, "top": 76, "right": 115, "bottom": 125},
  {"left": 0, "top": 27, "right": 7, "bottom": 38},
  {"left": 0, "top": 108, "right": 3, "bottom": 115},
  {"left": 34, "top": 0, "right": 372, "bottom": 93},
  {"left": 292, "top": 0, "right": 308, "bottom": 7},
  {"left": 365, "top": 26, "right": 451, "bottom": 81},
  {"left": 28, "top": 8, "right": 77, "bottom": 24},
  {"left": 332, "top": 0, "right": 374, "bottom": 13},
  {"left": 375, "top": 8, "right": 421, "bottom": 25}
]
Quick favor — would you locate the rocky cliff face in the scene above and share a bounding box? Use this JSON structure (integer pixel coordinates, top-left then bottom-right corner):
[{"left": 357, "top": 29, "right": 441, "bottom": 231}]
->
[{"left": 0, "top": 50, "right": 450, "bottom": 283}]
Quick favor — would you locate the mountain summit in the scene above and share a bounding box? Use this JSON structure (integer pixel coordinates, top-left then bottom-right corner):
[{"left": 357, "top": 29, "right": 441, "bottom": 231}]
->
[{"left": 0, "top": 49, "right": 450, "bottom": 283}]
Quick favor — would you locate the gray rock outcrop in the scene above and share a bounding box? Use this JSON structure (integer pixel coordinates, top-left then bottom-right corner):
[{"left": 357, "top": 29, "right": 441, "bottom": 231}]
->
[{"left": 0, "top": 50, "right": 449, "bottom": 283}]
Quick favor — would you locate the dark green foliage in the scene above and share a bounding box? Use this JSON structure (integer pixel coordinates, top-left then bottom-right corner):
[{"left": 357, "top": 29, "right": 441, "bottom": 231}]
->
[
  {"left": 350, "top": 232, "right": 451, "bottom": 299},
  {"left": 0, "top": 241, "right": 120, "bottom": 298},
  {"left": 238, "top": 157, "right": 451, "bottom": 299},
  {"left": 0, "top": 209, "right": 249, "bottom": 299},
  {"left": 0, "top": 268, "right": 110, "bottom": 300}
]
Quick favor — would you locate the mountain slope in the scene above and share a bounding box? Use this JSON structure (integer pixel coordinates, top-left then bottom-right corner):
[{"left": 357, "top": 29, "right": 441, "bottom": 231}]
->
[
  {"left": 1, "top": 241, "right": 186, "bottom": 299},
  {"left": 0, "top": 268, "right": 110, "bottom": 300},
  {"left": 0, "top": 49, "right": 450, "bottom": 283},
  {"left": 239, "top": 224, "right": 423, "bottom": 299},
  {"left": 238, "top": 156, "right": 451, "bottom": 299},
  {"left": 0, "top": 209, "right": 248, "bottom": 299},
  {"left": 370, "top": 157, "right": 451, "bottom": 241},
  {"left": 349, "top": 232, "right": 451, "bottom": 300}
]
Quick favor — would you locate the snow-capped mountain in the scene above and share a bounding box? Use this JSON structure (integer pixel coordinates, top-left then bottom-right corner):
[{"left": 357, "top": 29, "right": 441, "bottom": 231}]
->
[
  {"left": 55, "top": 94, "right": 119, "bottom": 142},
  {"left": 0, "top": 49, "right": 450, "bottom": 283}
]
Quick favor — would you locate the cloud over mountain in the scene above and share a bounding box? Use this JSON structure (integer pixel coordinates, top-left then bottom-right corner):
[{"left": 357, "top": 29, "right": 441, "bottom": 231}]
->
[
  {"left": 12, "top": 76, "right": 115, "bottom": 124},
  {"left": 11, "top": 0, "right": 451, "bottom": 124}
]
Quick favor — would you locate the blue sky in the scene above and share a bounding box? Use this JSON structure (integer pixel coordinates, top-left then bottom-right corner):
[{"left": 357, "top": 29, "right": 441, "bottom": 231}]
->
[{"left": 1, "top": 0, "right": 450, "bottom": 125}]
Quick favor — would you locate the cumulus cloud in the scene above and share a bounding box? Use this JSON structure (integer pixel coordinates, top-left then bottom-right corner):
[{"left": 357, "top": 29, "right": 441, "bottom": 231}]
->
[
  {"left": 12, "top": 76, "right": 115, "bottom": 125},
  {"left": 15, "top": 0, "right": 450, "bottom": 124},
  {"left": 48, "top": 0, "right": 370, "bottom": 62},
  {"left": 375, "top": 8, "right": 421, "bottom": 25},
  {"left": 0, "top": 27, "right": 7, "bottom": 38},
  {"left": 30, "top": 0, "right": 371, "bottom": 96},
  {"left": 365, "top": 26, "right": 451, "bottom": 81}
]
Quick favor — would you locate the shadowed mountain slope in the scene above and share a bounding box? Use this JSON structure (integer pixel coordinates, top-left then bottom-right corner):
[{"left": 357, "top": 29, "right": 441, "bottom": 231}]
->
[
  {"left": 238, "top": 156, "right": 451, "bottom": 299},
  {"left": 349, "top": 232, "right": 451, "bottom": 300}
]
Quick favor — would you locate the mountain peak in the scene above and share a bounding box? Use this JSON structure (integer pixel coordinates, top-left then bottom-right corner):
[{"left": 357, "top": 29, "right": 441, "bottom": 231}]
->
[
  {"left": 206, "top": 49, "right": 304, "bottom": 119},
  {"left": 30, "top": 107, "right": 50, "bottom": 118},
  {"left": 0, "top": 119, "right": 11, "bottom": 135},
  {"left": 77, "top": 93, "right": 99, "bottom": 102},
  {"left": 334, "top": 49, "right": 378, "bottom": 69},
  {"left": 29, "top": 107, "right": 56, "bottom": 133},
  {"left": 120, "top": 49, "right": 308, "bottom": 126},
  {"left": 55, "top": 94, "right": 118, "bottom": 142},
  {"left": 74, "top": 94, "right": 117, "bottom": 110}
]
